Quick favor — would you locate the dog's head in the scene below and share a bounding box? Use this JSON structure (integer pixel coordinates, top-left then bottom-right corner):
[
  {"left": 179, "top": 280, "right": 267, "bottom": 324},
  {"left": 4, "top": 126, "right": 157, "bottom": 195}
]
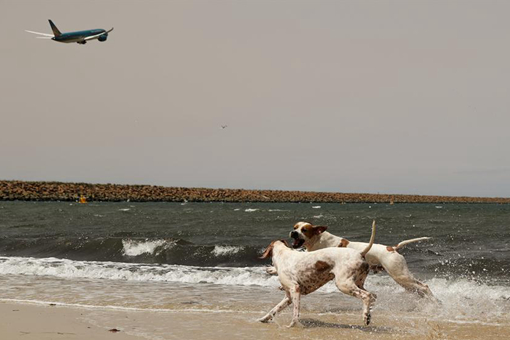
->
[{"left": 289, "top": 221, "right": 328, "bottom": 249}]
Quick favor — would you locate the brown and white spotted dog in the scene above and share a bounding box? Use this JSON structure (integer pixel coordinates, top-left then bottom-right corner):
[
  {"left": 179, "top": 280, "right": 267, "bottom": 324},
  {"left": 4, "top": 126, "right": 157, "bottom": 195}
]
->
[
  {"left": 258, "top": 221, "right": 377, "bottom": 327},
  {"left": 290, "top": 221, "right": 437, "bottom": 301}
]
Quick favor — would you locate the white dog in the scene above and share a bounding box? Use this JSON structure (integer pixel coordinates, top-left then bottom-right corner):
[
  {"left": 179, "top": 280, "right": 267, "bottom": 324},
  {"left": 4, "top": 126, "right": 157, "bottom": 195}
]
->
[
  {"left": 259, "top": 221, "right": 377, "bottom": 327},
  {"left": 290, "top": 221, "right": 436, "bottom": 301}
]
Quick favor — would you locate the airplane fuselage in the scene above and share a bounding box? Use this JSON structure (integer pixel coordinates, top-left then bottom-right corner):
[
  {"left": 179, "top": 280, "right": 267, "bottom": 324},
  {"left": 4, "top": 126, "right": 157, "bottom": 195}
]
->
[
  {"left": 26, "top": 20, "right": 113, "bottom": 45},
  {"left": 52, "top": 29, "right": 106, "bottom": 43}
]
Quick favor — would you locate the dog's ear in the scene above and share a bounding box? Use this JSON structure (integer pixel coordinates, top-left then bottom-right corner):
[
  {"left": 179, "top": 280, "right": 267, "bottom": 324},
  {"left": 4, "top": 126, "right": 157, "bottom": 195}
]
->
[
  {"left": 260, "top": 240, "right": 289, "bottom": 259},
  {"left": 260, "top": 242, "right": 275, "bottom": 259},
  {"left": 313, "top": 225, "right": 328, "bottom": 234}
]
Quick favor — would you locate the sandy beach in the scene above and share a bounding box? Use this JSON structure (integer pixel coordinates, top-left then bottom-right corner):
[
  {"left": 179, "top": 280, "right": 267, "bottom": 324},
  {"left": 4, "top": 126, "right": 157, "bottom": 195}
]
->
[
  {"left": 1, "top": 300, "right": 509, "bottom": 340},
  {"left": 0, "top": 301, "right": 139, "bottom": 340}
]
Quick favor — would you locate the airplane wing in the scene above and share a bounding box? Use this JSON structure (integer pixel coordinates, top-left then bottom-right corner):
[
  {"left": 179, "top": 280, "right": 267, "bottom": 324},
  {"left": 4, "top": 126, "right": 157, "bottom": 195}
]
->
[
  {"left": 83, "top": 27, "right": 114, "bottom": 41},
  {"left": 25, "top": 30, "right": 54, "bottom": 37}
]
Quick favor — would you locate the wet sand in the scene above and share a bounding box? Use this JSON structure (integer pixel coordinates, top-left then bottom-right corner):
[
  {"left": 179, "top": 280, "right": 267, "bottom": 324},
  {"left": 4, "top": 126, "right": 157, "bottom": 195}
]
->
[
  {"left": 2, "top": 301, "right": 509, "bottom": 340},
  {"left": 0, "top": 301, "right": 139, "bottom": 340}
]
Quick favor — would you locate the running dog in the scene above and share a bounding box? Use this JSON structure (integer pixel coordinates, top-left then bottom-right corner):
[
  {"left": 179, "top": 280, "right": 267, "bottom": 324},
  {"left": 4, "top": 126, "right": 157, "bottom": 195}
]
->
[
  {"left": 259, "top": 221, "right": 377, "bottom": 327},
  {"left": 290, "top": 221, "right": 436, "bottom": 300}
]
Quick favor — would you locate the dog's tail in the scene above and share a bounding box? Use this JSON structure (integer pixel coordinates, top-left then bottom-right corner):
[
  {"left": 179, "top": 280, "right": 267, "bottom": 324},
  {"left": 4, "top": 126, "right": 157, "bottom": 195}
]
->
[
  {"left": 395, "top": 237, "right": 431, "bottom": 250},
  {"left": 360, "top": 220, "right": 376, "bottom": 257}
]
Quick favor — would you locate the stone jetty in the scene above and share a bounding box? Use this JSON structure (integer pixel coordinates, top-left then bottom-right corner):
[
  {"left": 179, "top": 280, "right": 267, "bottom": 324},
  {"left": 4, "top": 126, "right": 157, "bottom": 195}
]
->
[{"left": 1, "top": 180, "right": 509, "bottom": 204}]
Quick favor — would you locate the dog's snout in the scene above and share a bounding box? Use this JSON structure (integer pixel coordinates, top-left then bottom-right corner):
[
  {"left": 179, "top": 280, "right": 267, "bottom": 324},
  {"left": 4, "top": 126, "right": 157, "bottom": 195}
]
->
[{"left": 290, "top": 231, "right": 298, "bottom": 238}]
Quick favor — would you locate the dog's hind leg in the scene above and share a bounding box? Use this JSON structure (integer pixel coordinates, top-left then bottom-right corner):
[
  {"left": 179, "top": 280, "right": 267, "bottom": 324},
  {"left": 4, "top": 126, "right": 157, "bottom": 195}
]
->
[
  {"left": 383, "top": 256, "right": 438, "bottom": 302},
  {"left": 390, "top": 274, "right": 438, "bottom": 302},
  {"left": 355, "top": 262, "right": 370, "bottom": 290},
  {"left": 335, "top": 280, "right": 376, "bottom": 326},
  {"left": 258, "top": 292, "right": 291, "bottom": 323}
]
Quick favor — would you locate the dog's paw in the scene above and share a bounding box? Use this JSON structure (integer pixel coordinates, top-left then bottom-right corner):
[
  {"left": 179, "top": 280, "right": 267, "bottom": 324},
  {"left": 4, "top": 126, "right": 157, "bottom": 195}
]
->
[
  {"left": 266, "top": 267, "right": 278, "bottom": 275},
  {"left": 287, "top": 320, "right": 303, "bottom": 328},
  {"left": 258, "top": 317, "right": 271, "bottom": 323},
  {"left": 364, "top": 313, "right": 371, "bottom": 326}
]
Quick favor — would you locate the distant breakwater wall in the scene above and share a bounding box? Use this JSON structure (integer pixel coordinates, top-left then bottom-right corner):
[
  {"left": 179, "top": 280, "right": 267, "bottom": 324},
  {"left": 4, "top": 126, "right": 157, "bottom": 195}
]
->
[{"left": 1, "top": 180, "right": 509, "bottom": 204}]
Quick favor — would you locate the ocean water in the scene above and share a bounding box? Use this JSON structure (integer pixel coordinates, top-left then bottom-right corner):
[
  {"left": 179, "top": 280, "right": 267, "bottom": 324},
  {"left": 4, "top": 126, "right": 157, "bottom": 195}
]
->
[{"left": 1, "top": 201, "right": 509, "bottom": 336}]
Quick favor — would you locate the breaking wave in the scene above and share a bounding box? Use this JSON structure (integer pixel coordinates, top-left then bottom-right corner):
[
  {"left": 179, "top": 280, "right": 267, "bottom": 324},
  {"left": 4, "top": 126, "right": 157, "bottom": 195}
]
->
[
  {"left": 0, "top": 256, "right": 278, "bottom": 287},
  {"left": 122, "top": 239, "right": 176, "bottom": 257},
  {"left": 0, "top": 237, "right": 264, "bottom": 267}
]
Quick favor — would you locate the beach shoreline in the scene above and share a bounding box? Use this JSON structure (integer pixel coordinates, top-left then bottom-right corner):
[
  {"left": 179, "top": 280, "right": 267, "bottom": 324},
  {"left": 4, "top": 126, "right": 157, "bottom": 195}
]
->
[
  {"left": 1, "top": 180, "right": 509, "bottom": 204},
  {"left": 1, "top": 299, "right": 509, "bottom": 340}
]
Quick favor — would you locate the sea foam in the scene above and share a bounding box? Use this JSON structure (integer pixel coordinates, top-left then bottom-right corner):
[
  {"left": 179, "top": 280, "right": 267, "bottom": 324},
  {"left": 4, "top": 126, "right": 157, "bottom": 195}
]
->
[
  {"left": 122, "top": 239, "right": 175, "bottom": 256},
  {"left": 212, "top": 246, "right": 244, "bottom": 257},
  {"left": 0, "top": 256, "right": 279, "bottom": 287}
]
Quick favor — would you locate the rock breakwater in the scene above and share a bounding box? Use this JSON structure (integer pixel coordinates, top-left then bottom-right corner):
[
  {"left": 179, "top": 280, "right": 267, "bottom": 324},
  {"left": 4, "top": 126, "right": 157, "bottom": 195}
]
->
[{"left": 1, "top": 180, "right": 509, "bottom": 204}]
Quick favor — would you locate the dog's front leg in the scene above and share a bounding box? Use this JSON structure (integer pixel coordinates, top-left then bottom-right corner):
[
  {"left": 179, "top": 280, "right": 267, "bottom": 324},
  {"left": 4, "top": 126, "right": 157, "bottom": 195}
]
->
[
  {"left": 288, "top": 286, "right": 301, "bottom": 327},
  {"left": 258, "top": 293, "right": 291, "bottom": 323},
  {"left": 266, "top": 266, "right": 277, "bottom": 275}
]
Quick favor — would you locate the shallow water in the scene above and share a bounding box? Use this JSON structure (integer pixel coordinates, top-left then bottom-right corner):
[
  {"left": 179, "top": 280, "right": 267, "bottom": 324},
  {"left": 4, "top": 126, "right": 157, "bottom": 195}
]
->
[{"left": 1, "top": 202, "right": 509, "bottom": 338}]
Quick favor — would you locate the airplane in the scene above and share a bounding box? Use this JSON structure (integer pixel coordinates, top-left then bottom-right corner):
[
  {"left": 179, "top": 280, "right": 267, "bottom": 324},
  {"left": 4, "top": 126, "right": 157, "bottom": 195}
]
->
[{"left": 26, "top": 20, "right": 113, "bottom": 45}]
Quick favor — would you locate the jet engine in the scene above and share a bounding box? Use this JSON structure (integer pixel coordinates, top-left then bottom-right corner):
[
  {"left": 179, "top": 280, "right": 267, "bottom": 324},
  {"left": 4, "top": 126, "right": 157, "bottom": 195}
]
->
[{"left": 98, "top": 34, "right": 108, "bottom": 42}]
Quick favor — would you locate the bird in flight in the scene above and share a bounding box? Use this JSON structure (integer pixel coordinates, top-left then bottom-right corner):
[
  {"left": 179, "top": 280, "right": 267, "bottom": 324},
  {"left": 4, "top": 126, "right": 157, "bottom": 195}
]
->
[
  {"left": 26, "top": 20, "right": 113, "bottom": 45},
  {"left": 221, "top": 125, "right": 228, "bottom": 129}
]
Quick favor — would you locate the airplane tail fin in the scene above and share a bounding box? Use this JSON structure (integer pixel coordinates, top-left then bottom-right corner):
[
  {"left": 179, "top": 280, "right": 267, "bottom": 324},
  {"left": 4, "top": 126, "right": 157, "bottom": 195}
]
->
[{"left": 48, "top": 20, "right": 62, "bottom": 37}]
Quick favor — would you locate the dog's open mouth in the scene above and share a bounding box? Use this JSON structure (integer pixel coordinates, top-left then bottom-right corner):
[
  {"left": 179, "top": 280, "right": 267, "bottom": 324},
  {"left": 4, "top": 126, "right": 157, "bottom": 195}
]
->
[{"left": 291, "top": 238, "right": 305, "bottom": 249}]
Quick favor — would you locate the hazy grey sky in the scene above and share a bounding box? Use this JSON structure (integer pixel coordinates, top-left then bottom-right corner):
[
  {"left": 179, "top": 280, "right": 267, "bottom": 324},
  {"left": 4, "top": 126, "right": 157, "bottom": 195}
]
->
[{"left": 1, "top": 1, "right": 509, "bottom": 197}]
